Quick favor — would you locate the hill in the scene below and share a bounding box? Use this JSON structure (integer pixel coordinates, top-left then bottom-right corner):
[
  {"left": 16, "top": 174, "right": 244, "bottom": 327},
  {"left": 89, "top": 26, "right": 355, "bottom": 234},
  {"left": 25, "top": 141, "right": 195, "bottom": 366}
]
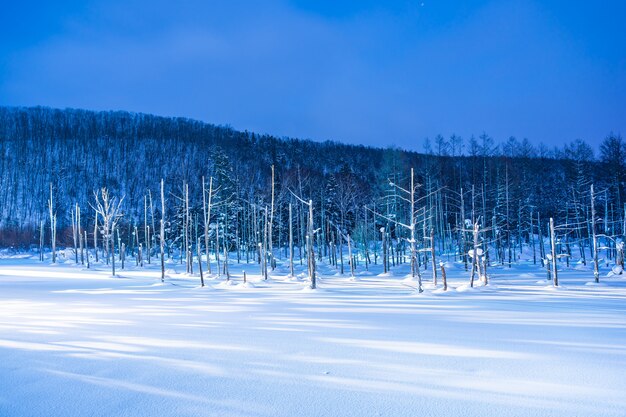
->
[{"left": 0, "top": 106, "right": 618, "bottom": 254}]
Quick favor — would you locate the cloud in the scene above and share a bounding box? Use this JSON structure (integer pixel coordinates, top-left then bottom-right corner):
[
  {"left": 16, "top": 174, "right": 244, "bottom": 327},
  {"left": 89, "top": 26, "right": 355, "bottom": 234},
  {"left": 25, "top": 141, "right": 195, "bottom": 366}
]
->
[{"left": 1, "top": 0, "right": 624, "bottom": 148}]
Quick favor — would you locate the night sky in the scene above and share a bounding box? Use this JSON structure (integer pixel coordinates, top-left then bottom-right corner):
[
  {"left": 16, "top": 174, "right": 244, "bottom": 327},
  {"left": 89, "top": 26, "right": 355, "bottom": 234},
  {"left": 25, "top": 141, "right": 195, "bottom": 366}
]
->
[{"left": 1, "top": 1, "right": 624, "bottom": 150}]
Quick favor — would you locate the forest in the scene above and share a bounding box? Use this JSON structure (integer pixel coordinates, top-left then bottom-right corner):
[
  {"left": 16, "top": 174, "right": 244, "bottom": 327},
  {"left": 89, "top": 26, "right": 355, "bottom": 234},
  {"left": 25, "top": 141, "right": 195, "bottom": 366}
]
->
[{"left": 0, "top": 106, "right": 623, "bottom": 288}]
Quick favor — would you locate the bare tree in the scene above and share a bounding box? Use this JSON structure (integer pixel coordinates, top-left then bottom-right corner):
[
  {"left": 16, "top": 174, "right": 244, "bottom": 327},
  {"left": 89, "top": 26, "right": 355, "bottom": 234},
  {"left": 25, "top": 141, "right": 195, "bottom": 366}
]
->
[
  {"left": 591, "top": 184, "right": 600, "bottom": 282},
  {"left": 466, "top": 219, "right": 489, "bottom": 287},
  {"left": 93, "top": 212, "right": 99, "bottom": 262},
  {"left": 39, "top": 220, "right": 44, "bottom": 262},
  {"left": 48, "top": 183, "right": 57, "bottom": 264},
  {"left": 289, "top": 202, "right": 295, "bottom": 278},
  {"left": 370, "top": 168, "right": 424, "bottom": 292},
  {"left": 197, "top": 237, "right": 204, "bottom": 287},
  {"left": 160, "top": 179, "right": 166, "bottom": 282},
  {"left": 291, "top": 190, "right": 316, "bottom": 289},
  {"left": 92, "top": 188, "right": 125, "bottom": 277},
  {"left": 550, "top": 217, "right": 559, "bottom": 287},
  {"left": 202, "top": 176, "right": 214, "bottom": 274},
  {"left": 269, "top": 165, "right": 276, "bottom": 270}
]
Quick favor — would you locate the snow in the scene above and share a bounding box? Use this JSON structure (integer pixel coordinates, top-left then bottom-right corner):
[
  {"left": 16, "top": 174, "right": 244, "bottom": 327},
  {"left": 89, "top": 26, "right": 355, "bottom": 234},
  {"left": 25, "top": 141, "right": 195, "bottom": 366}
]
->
[{"left": 1, "top": 254, "right": 626, "bottom": 417}]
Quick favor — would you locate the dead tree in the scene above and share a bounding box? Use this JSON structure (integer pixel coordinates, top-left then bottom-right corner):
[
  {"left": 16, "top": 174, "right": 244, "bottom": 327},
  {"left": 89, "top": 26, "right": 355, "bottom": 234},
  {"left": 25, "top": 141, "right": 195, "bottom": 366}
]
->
[
  {"left": 440, "top": 261, "right": 448, "bottom": 291},
  {"left": 84, "top": 230, "right": 90, "bottom": 268},
  {"left": 337, "top": 226, "right": 344, "bottom": 274},
  {"left": 71, "top": 205, "right": 78, "bottom": 263},
  {"left": 202, "top": 176, "right": 214, "bottom": 274},
  {"left": 149, "top": 189, "right": 155, "bottom": 264},
  {"left": 469, "top": 222, "right": 478, "bottom": 287},
  {"left": 78, "top": 204, "right": 84, "bottom": 265},
  {"left": 215, "top": 219, "right": 221, "bottom": 278},
  {"left": 71, "top": 208, "right": 78, "bottom": 263},
  {"left": 381, "top": 227, "right": 388, "bottom": 273},
  {"left": 330, "top": 220, "right": 356, "bottom": 279},
  {"left": 289, "top": 202, "right": 295, "bottom": 277},
  {"left": 48, "top": 183, "right": 57, "bottom": 263},
  {"left": 39, "top": 220, "right": 44, "bottom": 262},
  {"left": 550, "top": 217, "right": 559, "bottom": 287},
  {"left": 459, "top": 188, "right": 468, "bottom": 269},
  {"left": 269, "top": 165, "right": 276, "bottom": 270},
  {"left": 430, "top": 228, "right": 437, "bottom": 286},
  {"left": 369, "top": 168, "right": 424, "bottom": 292},
  {"left": 197, "top": 237, "right": 205, "bottom": 287},
  {"left": 591, "top": 184, "right": 600, "bottom": 283},
  {"left": 617, "top": 241, "right": 624, "bottom": 274},
  {"left": 185, "top": 182, "right": 190, "bottom": 273},
  {"left": 224, "top": 244, "right": 230, "bottom": 281},
  {"left": 92, "top": 188, "right": 124, "bottom": 277},
  {"left": 93, "top": 212, "right": 99, "bottom": 262},
  {"left": 144, "top": 195, "right": 151, "bottom": 265},
  {"left": 530, "top": 209, "right": 536, "bottom": 265},
  {"left": 291, "top": 190, "right": 316, "bottom": 289},
  {"left": 468, "top": 221, "right": 487, "bottom": 288},
  {"left": 160, "top": 179, "right": 166, "bottom": 282},
  {"left": 262, "top": 207, "right": 269, "bottom": 280}
]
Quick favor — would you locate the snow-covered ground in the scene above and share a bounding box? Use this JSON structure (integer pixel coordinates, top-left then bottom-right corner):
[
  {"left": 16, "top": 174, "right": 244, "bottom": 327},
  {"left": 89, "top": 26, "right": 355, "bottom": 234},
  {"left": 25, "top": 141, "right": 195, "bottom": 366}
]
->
[{"left": 1, "top": 252, "right": 625, "bottom": 417}]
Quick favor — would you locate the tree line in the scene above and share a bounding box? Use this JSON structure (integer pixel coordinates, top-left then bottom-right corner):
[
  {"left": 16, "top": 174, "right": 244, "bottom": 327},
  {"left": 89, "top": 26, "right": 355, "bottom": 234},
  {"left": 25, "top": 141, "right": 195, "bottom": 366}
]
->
[{"left": 1, "top": 106, "right": 624, "bottom": 287}]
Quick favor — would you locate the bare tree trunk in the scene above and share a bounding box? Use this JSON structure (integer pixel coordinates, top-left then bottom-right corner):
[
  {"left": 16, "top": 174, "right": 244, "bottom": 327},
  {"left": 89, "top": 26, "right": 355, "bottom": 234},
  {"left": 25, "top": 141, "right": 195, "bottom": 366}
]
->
[
  {"left": 134, "top": 226, "right": 139, "bottom": 266},
  {"left": 347, "top": 234, "right": 355, "bottom": 279},
  {"left": 269, "top": 165, "right": 275, "bottom": 270},
  {"left": 289, "top": 203, "right": 294, "bottom": 277},
  {"left": 149, "top": 191, "right": 155, "bottom": 264},
  {"left": 481, "top": 251, "right": 488, "bottom": 284},
  {"left": 506, "top": 166, "right": 512, "bottom": 267},
  {"left": 577, "top": 190, "right": 587, "bottom": 266},
  {"left": 409, "top": 169, "right": 423, "bottom": 292},
  {"left": 430, "top": 228, "right": 437, "bottom": 286},
  {"left": 260, "top": 208, "right": 267, "bottom": 280},
  {"left": 591, "top": 184, "right": 599, "bottom": 283},
  {"left": 224, "top": 245, "right": 230, "bottom": 281},
  {"left": 203, "top": 177, "right": 213, "bottom": 274},
  {"left": 364, "top": 206, "right": 371, "bottom": 270},
  {"left": 85, "top": 231, "right": 90, "bottom": 268},
  {"left": 146, "top": 225, "right": 150, "bottom": 264},
  {"left": 72, "top": 207, "right": 78, "bottom": 264},
  {"left": 160, "top": 179, "right": 166, "bottom": 282},
  {"left": 470, "top": 222, "right": 479, "bottom": 288},
  {"left": 78, "top": 205, "right": 84, "bottom": 265},
  {"left": 185, "top": 182, "right": 190, "bottom": 273},
  {"left": 460, "top": 187, "right": 467, "bottom": 270},
  {"left": 440, "top": 261, "right": 447, "bottom": 291},
  {"left": 309, "top": 199, "right": 316, "bottom": 289},
  {"left": 215, "top": 219, "right": 221, "bottom": 277},
  {"left": 49, "top": 183, "right": 56, "bottom": 264},
  {"left": 111, "top": 223, "right": 117, "bottom": 277},
  {"left": 145, "top": 195, "right": 149, "bottom": 266},
  {"left": 39, "top": 220, "right": 44, "bottom": 262},
  {"left": 94, "top": 212, "right": 99, "bottom": 263},
  {"left": 338, "top": 227, "right": 344, "bottom": 274},
  {"left": 530, "top": 210, "right": 536, "bottom": 265},
  {"left": 381, "top": 227, "right": 387, "bottom": 273},
  {"left": 197, "top": 237, "right": 204, "bottom": 287},
  {"left": 550, "top": 217, "right": 558, "bottom": 287}
]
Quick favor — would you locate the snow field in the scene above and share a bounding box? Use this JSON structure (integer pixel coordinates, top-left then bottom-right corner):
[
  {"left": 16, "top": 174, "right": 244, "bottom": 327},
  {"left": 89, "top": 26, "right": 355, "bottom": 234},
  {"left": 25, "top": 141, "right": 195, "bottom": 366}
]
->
[{"left": 0, "top": 253, "right": 625, "bottom": 417}]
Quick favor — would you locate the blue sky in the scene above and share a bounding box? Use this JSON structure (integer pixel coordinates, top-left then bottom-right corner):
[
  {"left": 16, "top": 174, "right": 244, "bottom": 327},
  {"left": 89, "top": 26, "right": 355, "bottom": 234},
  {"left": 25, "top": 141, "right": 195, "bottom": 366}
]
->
[{"left": 1, "top": 0, "right": 624, "bottom": 150}]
